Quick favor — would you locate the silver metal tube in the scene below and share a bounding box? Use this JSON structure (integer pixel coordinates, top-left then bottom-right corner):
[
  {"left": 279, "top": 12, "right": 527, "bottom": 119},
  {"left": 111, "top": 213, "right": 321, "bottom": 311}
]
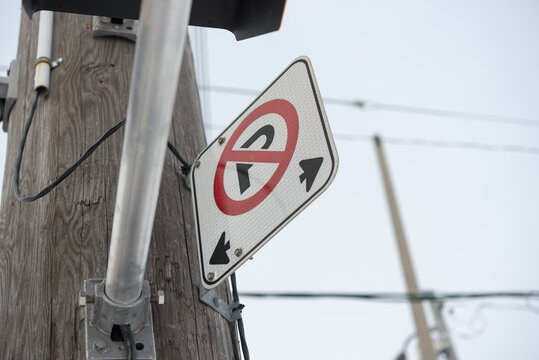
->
[{"left": 105, "top": 0, "right": 192, "bottom": 305}]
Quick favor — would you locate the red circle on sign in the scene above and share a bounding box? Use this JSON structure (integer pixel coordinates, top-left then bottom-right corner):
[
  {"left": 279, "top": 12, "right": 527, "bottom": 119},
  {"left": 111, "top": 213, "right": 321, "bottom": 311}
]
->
[{"left": 214, "top": 99, "right": 299, "bottom": 216}]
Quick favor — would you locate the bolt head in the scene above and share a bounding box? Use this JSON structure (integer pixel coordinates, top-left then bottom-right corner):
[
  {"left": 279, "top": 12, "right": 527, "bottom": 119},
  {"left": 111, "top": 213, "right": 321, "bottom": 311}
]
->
[
  {"left": 194, "top": 160, "right": 201, "bottom": 168},
  {"left": 218, "top": 137, "right": 225, "bottom": 144},
  {"left": 93, "top": 339, "right": 110, "bottom": 353},
  {"left": 234, "top": 248, "right": 243, "bottom": 257},
  {"left": 207, "top": 272, "right": 215, "bottom": 281},
  {"left": 158, "top": 290, "right": 165, "bottom": 305},
  {"left": 79, "top": 294, "right": 86, "bottom": 307}
]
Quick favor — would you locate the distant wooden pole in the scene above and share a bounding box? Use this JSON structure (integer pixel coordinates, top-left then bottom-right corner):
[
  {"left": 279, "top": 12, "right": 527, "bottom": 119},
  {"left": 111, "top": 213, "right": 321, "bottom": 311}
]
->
[
  {"left": 374, "top": 136, "right": 435, "bottom": 360},
  {"left": 0, "top": 11, "right": 239, "bottom": 359}
]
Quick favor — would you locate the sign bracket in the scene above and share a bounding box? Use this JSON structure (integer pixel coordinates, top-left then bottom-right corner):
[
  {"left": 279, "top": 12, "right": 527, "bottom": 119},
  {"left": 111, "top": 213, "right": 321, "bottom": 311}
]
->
[
  {"left": 79, "top": 279, "right": 165, "bottom": 359},
  {"left": 0, "top": 59, "right": 20, "bottom": 132},
  {"left": 92, "top": 16, "right": 138, "bottom": 42},
  {"left": 199, "top": 283, "right": 243, "bottom": 323}
]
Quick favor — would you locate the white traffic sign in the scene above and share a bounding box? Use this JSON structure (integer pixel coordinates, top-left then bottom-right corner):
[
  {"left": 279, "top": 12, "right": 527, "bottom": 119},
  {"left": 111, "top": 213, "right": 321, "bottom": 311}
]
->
[{"left": 191, "top": 57, "right": 339, "bottom": 289}]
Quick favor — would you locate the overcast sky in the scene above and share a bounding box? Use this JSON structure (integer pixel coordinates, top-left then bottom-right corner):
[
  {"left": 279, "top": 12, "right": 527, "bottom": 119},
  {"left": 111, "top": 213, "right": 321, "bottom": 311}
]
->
[{"left": 2, "top": 1, "right": 539, "bottom": 359}]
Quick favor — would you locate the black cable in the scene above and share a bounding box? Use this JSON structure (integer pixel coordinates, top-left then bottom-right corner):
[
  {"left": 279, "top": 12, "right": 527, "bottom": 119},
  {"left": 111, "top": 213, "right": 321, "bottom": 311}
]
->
[
  {"left": 238, "top": 290, "right": 539, "bottom": 302},
  {"left": 368, "top": 101, "right": 539, "bottom": 127},
  {"left": 13, "top": 89, "right": 191, "bottom": 202},
  {"left": 167, "top": 142, "right": 191, "bottom": 174},
  {"left": 13, "top": 89, "right": 126, "bottom": 202},
  {"left": 201, "top": 84, "right": 539, "bottom": 127},
  {"left": 204, "top": 123, "right": 539, "bottom": 156},
  {"left": 231, "top": 273, "right": 250, "bottom": 360},
  {"left": 395, "top": 327, "right": 439, "bottom": 360},
  {"left": 119, "top": 324, "right": 137, "bottom": 360},
  {"left": 375, "top": 135, "right": 539, "bottom": 155}
]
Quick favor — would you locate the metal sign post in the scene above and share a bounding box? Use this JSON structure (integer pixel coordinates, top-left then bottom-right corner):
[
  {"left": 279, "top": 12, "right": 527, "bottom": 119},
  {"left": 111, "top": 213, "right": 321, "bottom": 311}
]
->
[
  {"left": 80, "top": 0, "right": 192, "bottom": 358},
  {"left": 105, "top": 0, "right": 192, "bottom": 306}
]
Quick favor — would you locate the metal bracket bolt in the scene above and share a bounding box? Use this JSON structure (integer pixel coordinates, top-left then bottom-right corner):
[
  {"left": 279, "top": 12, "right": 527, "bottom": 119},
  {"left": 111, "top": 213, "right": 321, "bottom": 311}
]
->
[
  {"left": 151, "top": 290, "right": 165, "bottom": 305},
  {"left": 79, "top": 279, "right": 164, "bottom": 360},
  {"left": 51, "top": 57, "right": 63, "bottom": 69},
  {"left": 92, "top": 17, "right": 138, "bottom": 42},
  {"left": 199, "top": 284, "right": 243, "bottom": 323},
  {"left": 0, "top": 59, "right": 20, "bottom": 132}
]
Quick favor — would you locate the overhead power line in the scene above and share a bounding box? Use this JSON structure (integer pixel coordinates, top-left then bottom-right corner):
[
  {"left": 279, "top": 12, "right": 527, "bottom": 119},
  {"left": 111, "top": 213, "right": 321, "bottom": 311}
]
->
[
  {"left": 204, "top": 123, "right": 539, "bottom": 156},
  {"left": 342, "top": 134, "right": 539, "bottom": 155},
  {"left": 201, "top": 84, "right": 539, "bottom": 127},
  {"left": 238, "top": 290, "right": 539, "bottom": 302}
]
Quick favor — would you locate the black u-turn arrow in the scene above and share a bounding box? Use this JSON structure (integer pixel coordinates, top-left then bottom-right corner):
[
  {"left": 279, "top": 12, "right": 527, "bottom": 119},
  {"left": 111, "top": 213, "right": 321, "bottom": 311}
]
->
[
  {"left": 241, "top": 124, "right": 275, "bottom": 149},
  {"left": 234, "top": 124, "right": 276, "bottom": 194}
]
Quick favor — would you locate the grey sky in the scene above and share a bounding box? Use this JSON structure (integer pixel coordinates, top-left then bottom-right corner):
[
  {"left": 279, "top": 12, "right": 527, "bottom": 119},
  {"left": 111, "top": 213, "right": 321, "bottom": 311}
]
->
[{"left": 2, "top": 0, "right": 539, "bottom": 359}]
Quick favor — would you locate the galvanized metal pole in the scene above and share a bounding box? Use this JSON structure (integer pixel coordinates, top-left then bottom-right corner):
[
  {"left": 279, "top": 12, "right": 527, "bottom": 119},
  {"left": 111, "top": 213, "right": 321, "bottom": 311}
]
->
[
  {"left": 105, "top": 0, "right": 193, "bottom": 305},
  {"left": 374, "top": 136, "right": 436, "bottom": 360}
]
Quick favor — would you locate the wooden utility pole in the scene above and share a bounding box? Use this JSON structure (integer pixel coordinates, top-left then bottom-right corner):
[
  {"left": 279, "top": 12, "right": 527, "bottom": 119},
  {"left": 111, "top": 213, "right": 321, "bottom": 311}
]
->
[
  {"left": 374, "top": 136, "right": 435, "bottom": 360},
  {"left": 0, "top": 11, "right": 239, "bottom": 359}
]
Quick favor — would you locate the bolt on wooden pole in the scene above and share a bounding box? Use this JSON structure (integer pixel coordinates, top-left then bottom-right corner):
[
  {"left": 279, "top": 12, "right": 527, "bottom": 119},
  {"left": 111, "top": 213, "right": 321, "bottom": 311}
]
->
[
  {"left": 374, "top": 136, "right": 436, "bottom": 360},
  {"left": 0, "top": 10, "right": 239, "bottom": 359}
]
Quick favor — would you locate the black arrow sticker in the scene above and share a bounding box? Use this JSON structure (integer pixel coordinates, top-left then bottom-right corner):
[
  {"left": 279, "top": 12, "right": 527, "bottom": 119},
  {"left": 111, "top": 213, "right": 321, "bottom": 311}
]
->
[
  {"left": 236, "top": 163, "right": 253, "bottom": 194},
  {"left": 299, "top": 157, "right": 323, "bottom": 192},
  {"left": 210, "top": 232, "right": 231, "bottom": 265}
]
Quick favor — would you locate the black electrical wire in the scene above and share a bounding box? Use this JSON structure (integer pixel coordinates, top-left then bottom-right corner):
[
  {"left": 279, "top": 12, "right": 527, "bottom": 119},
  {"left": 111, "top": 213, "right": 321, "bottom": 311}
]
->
[
  {"left": 167, "top": 141, "right": 191, "bottom": 174},
  {"left": 14, "top": 90, "right": 126, "bottom": 202},
  {"left": 238, "top": 290, "right": 539, "bottom": 302},
  {"left": 201, "top": 84, "right": 539, "bottom": 127},
  {"left": 231, "top": 273, "right": 250, "bottom": 360},
  {"left": 371, "top": 135, "right": 539, "bottom": 156},
  {"left": 204, "top": 123, "right": 539, "bottom": 156},
  {"left": 13, "top": 90, "right": 191, "bottom": 202},
  {"left": 395, "top": 327, "right": 439, "bottom": 360},
  {"left": 119, "top": 324, "right": 137, "bottom": 360}
]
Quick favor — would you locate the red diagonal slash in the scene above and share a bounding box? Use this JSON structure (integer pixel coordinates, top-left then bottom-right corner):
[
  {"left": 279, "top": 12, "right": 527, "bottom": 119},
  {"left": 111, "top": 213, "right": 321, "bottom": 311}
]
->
[{"left": 214, "top": 99, "right": 299, "bottom": 216}]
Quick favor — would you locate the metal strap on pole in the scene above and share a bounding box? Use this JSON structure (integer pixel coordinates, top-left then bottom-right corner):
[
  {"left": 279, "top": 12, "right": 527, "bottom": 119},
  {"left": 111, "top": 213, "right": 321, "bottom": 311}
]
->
[{"left": 105, "top": 0, "right": 193, "bottom": 305}]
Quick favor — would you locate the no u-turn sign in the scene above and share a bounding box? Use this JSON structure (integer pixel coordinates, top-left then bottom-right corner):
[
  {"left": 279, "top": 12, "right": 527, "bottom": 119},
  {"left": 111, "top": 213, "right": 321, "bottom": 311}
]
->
[{"left": 191, "top": 57, "right": 339, "bottom": 289}]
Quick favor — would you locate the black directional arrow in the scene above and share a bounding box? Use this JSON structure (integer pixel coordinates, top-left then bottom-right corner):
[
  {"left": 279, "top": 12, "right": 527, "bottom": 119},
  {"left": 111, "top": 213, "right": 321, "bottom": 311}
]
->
[
  {"left": 236, "top": 163, "right": 253, "bottom": 194},
  {"left": 210, "top": 232, "right": 231, "bottom": 265},
  {"left": 299, "top": 157, "right": 324, "bottom": 192}
]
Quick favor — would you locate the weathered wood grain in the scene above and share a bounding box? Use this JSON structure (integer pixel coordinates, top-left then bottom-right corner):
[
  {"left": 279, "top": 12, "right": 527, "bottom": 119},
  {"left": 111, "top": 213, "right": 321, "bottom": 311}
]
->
[{"left": 0, "top": 12, "right": 239, "bottom": 359}]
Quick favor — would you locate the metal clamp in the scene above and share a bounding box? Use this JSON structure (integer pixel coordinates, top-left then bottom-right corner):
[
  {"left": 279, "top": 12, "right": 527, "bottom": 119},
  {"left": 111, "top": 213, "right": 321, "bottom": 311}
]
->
[
  {"left": 92, "top": 17, "right": 138, "bottom": 42},
  {"left": 79, "top": 279, "right": 163, "bottom": 359},
  {"left": 0, "top": 59, "right": 20, "bottom": 132},
  {"left": 199, "top": 284, "right": 243, "bottom": 323}
]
